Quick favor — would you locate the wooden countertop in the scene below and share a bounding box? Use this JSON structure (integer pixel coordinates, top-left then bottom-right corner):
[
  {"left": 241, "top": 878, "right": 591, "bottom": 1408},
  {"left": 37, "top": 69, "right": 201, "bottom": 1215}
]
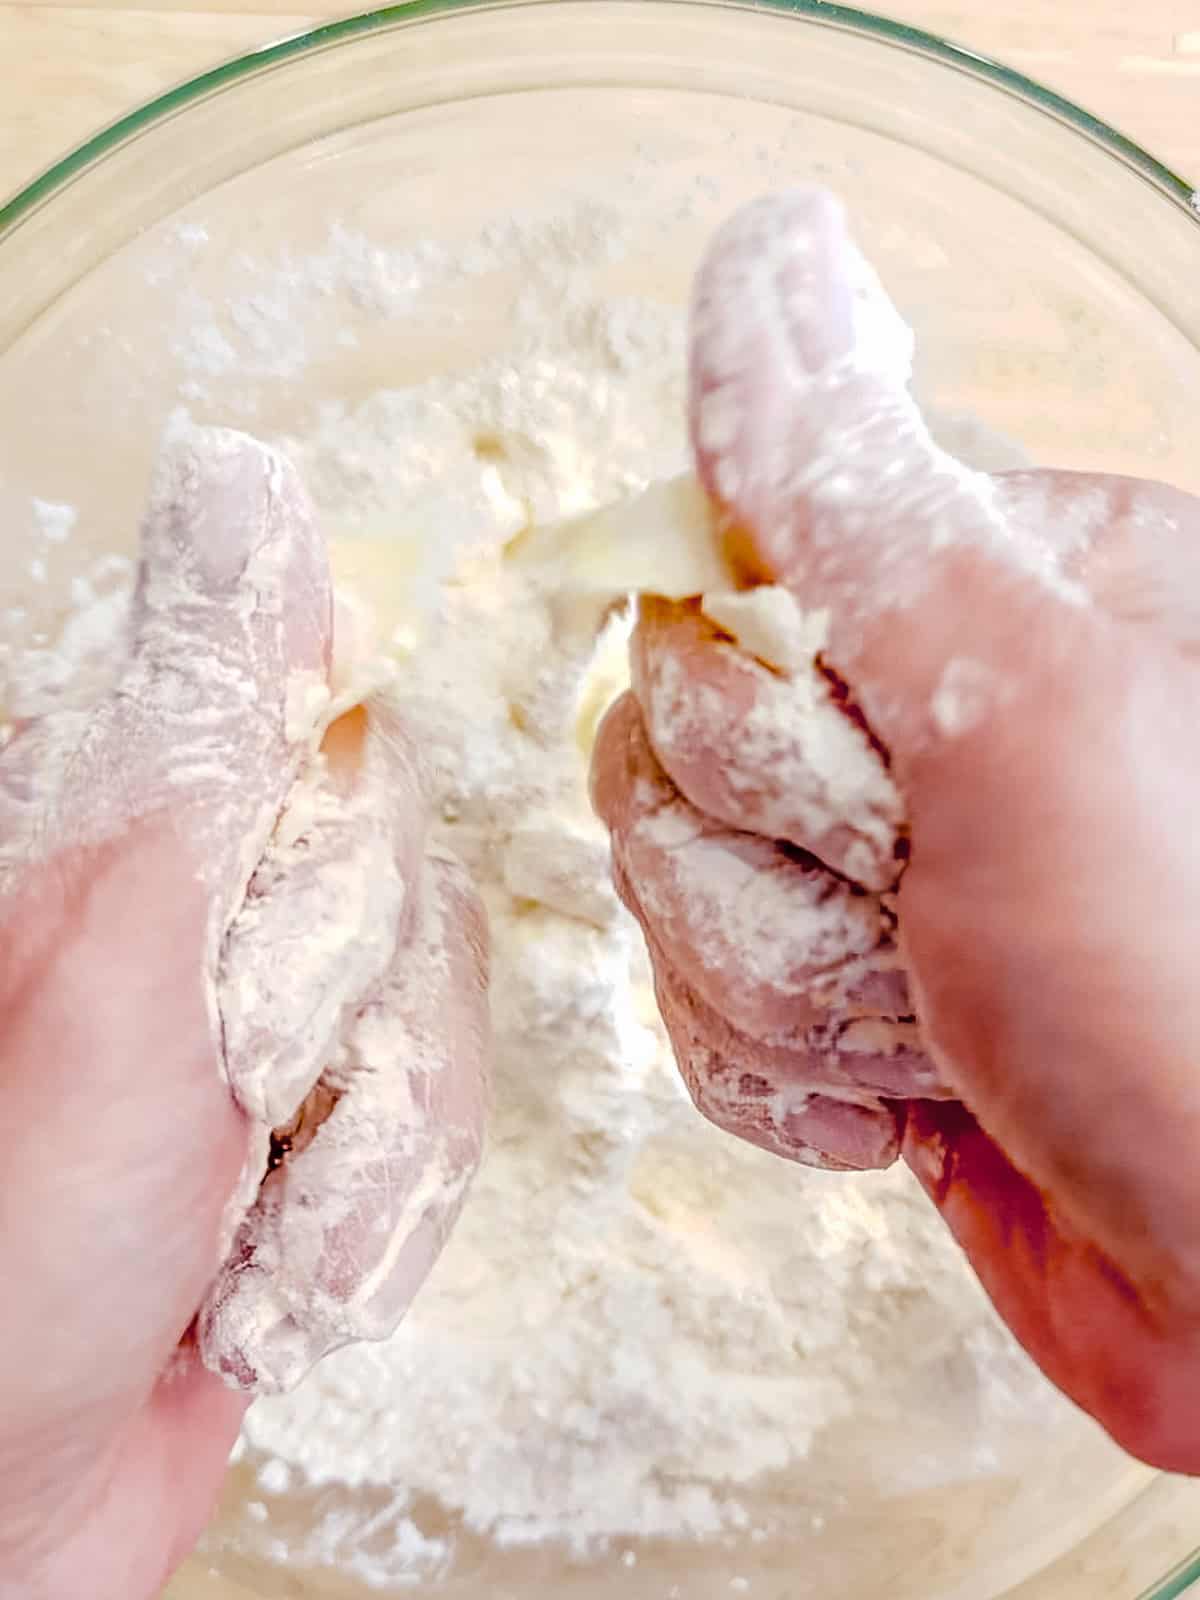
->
[{"left": 1, "top": 0, "right": 1198, "bottom": 204}]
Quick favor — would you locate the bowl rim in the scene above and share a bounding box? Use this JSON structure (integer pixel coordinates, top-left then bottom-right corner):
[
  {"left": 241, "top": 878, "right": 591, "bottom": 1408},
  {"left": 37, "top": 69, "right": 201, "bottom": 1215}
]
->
[
  {"left": 1, "top": 3, "right": 1198, "bottom": 1595},
  {"left": 0, "top": 0, "right": 1198, "bottom": 236},
  {"left": 1146, "top": 1549, "right": 1200, "bottom": 1600}
]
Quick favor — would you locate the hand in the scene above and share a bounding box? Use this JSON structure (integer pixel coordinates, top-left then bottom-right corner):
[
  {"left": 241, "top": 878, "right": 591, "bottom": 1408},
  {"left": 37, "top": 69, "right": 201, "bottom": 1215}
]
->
[
  {"left": 593, "top": 189, "right": 1200, "bottom": 1471},
  {"left": 0, "top": 424, "right": 488, "bottom": 1599}
]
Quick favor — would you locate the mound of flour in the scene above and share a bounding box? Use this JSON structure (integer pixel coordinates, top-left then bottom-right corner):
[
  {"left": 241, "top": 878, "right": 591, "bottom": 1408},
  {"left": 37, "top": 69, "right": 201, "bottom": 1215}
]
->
[{"left": 6, "top": 207, "right": 1056, "bottom": 1584}]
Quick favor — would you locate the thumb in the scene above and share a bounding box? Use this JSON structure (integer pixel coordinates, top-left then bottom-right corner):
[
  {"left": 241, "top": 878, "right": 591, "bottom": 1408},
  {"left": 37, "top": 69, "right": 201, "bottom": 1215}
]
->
[
  {"left": 689, "top": 188, "right": 1097, "bottom": 763},
  {"left": 105, "top": 418, "right": 332, "bottom": 937},
  {"left": 1, "top": 420, "right": 332, "bottom": 940},
  {"left": 688, "top": 191, "right": 1200, "bottom": 1306}
]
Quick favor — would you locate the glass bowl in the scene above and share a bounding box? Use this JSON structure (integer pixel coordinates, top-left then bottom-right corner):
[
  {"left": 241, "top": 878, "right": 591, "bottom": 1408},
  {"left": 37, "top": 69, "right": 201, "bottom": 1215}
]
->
[{"left": 1, "top": 3, "right": 1198, "bottom": 1597}]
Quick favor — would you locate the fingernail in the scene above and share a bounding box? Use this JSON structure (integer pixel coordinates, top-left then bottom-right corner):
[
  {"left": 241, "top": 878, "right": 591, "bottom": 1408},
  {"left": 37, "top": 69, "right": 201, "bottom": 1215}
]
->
[
  {"left": 150, "top": 418, "right": 278, "bottom": 594},
  {"left": 763, "top": 189, "right": 856, "bottom": 375}
]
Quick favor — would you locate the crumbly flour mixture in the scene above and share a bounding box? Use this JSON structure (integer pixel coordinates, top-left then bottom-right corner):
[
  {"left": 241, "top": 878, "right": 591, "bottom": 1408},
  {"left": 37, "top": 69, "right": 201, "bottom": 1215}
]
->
[{"left": 5, "top": 203, "right": 1061, "bottom": 1584}]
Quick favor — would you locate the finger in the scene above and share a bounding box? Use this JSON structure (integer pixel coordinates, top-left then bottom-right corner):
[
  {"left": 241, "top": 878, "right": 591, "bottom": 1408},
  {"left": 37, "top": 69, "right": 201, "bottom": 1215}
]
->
[
  {"left": 593, "top": 692, "right": 899, "bottom": 1039},
  {"left": 688, "top": 188, "right": 1091, "bottom": 764},
  {"left": 0, "top": 421, "right": 332, "bottom": 932},
  {"left": 904, "top": 1102, "right": 1200, "bottom": 1473},
  {"left": 631, "top": 595, "right": 903, "bottom": 888},
  {"left": 610, "top": 826, "right": 938, "bottom": 1095},
  {"left": 626, "top": 865, "right": 904, "bottom": 1170},
  {"left": 592, "top": 693, "right": 946, "bottom": 1123},
  {"left": 126, "top": 418, "right": 333, "bottom": 916},
  {"left": 199, "top": 852, "right": 489, "bottom": 1394},
  {"left": 218, "top": 699, "right": 427, "bottom": 1130}
]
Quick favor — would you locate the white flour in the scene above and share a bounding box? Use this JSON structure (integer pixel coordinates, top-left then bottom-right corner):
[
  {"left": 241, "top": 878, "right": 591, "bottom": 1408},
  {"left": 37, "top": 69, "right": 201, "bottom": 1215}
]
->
[{"left": 4, "top": 208, "right": 1058, "bottom": 1584}]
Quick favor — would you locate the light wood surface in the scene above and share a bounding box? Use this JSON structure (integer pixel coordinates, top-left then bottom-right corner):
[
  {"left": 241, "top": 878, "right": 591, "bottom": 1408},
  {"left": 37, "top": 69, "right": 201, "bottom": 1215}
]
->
[{"left": 1, "top": 0, "right": 1198, "bottom": 204}]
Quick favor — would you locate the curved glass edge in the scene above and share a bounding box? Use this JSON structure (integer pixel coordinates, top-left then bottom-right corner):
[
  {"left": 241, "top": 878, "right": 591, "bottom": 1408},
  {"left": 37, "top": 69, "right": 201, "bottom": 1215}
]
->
[
  {"left": 1144, "top": 1547, "right": 1200, "bottom": 1600},
  {"left": 2, "top": 0, "right": 1198, "bottom": 1591},
  {"left": 0, "top": 0, "right": 1197, "bottom": 238}
]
